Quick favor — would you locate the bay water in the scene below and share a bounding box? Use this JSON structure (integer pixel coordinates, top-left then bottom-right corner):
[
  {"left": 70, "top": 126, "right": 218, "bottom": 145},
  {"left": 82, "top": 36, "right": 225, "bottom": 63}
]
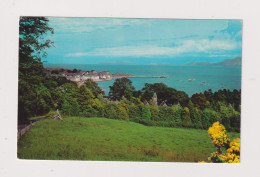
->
[{"left": 44, "top": 63, "right": 241, "bottom": 96}]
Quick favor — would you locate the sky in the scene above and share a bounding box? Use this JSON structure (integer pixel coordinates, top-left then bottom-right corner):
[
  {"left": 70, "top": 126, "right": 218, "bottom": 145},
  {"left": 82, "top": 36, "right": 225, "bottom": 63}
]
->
[{"left": 43, "top": 17, "right": 242, "bottom": 64}]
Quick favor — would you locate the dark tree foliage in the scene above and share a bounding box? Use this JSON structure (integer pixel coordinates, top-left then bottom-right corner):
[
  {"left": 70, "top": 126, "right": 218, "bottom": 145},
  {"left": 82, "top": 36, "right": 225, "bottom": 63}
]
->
[
  {"left": 202, "top": 108, "right": 220, "bottom": 129},
  {"left": 141, "top": 83, "right": 189, "bottom": 106},
  {"left": 103, "top": 103, "right": 119, "bottom": 119},
  {"left": 108, "top": 78, "right": 135, "bottom": 100},
  {"left": 191, "top": 93, "right": 208, "bottom": 110},
  {"left": 141, "top": 106, "right": 151, "bottom": 120},
  {"left": 182, "top": 107, "right": 192, "bottom": 127},
  {"left": 149, "top": 105, "right": 159, "bottom": 121},
  {"left": 18, "top": 17, "right": 54, "bottom": 123},
  {"left": 77, "top": 85, "right": 95, "bottom": 111},
  {"left": 203, "top": 89, "right": 241, "bottom": 111},
  {"left": 172, "top": 105, "right": 183, "bottom": 127},
  {"left": 128, "top": 104, "right": 142, "bottom": 122},
  {"left": 85, "top": 79, "right": 105, "bottom": 98}
]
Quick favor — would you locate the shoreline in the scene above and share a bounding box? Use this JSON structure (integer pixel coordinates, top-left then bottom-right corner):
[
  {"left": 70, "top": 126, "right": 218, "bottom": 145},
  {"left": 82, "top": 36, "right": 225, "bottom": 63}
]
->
[
  {"left": 44, "top": 67, "right": 166, "bottom": 84},
  {"left": 83, "top": 76, "right": 167, "bottom": 83}
]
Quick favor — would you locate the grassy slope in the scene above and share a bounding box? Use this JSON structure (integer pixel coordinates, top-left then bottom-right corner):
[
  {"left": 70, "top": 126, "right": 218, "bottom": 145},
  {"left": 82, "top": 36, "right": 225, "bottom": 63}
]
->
[{"left": 18, "top": 117, "right": 240, "bottom": 162}]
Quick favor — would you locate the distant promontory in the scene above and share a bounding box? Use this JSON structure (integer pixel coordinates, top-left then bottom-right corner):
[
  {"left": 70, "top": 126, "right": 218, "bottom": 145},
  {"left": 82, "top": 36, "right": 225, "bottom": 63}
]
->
[{"left": 185, "top": 56, "right": 242, "bottom": 67}]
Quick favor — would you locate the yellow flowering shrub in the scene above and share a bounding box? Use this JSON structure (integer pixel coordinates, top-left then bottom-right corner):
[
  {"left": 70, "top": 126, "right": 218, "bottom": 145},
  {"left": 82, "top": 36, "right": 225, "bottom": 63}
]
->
[
  {"left": 199, "top": 122, "right": 240, "bottom": 163},
  {"left": 227, "top": 138, "right": 240, "bottom": 154},
  {"left": 218, "top": 138, "right": 240, "bottom": 163},
  {"left": 208, "top": 122, "right": 230, "bottom": 148}
]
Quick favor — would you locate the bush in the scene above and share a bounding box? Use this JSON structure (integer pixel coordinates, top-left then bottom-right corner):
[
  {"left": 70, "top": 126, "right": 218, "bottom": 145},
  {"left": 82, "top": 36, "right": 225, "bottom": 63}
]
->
[
  {"left": 129, "top": 104, "right": 142, "bottom": 122},
  {"left": 118, "top": 103, "right": 129, "bottom": 120},
  {"left": 191, "top": 108, "right": 203, "bottom": 129},
  {"left": 158, "top": 106, "right": 172, "bottom": 121},
  {"left": 149, "top": 105, "right": 159, "bottom": 121},
  {"left": 103, "top": 103, "right": 119, "bottom": 119},
  {"left": 61, "top": 100, "right": 72, "bottom": 116},
  {"left": 172, "top": 105, "right": 183, "bottom": 127},
  {"left": 71, "top": 100, "right": 80, "bottom": 116},
  {"left": 202, "top": 109, "right": 220, "bottom": 129},
  {"left": 181, "top": 107, "right": 192, "bottom": 128},
  {"left": 141, "top": 106, "right": 151, "bottom": 120},
  {"left": 202, "top": 122, "right": 240, "bottom": 163}
]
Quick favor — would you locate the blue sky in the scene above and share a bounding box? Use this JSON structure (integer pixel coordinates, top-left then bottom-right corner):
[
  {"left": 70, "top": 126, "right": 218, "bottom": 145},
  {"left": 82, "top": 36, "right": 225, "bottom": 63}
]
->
[{"left": 43, "top": 17, "right": 242, "bottom": 64}]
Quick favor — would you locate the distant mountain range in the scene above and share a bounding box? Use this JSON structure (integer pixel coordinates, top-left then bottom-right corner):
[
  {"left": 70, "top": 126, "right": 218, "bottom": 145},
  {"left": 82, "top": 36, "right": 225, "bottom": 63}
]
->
[{"left": 185, "top": 56, "right": 242, "bottom": 67}]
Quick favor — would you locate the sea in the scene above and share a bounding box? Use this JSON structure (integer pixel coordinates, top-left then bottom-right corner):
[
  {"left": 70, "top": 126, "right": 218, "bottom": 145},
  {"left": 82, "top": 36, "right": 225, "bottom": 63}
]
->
[{"left": 44, "top": 63, "right": 241, "bottom": 96}]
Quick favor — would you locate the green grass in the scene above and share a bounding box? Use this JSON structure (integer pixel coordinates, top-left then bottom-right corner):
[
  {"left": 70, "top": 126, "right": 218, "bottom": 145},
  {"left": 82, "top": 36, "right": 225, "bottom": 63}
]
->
[{"left": 18, "top": 117, "right": 240, "bottom": 162}]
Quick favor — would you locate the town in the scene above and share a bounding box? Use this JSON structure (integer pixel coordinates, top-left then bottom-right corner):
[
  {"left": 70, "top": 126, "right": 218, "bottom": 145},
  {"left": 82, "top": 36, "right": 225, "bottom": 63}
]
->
[
  {"left": 44, "top": 67, "right": 166, "bottom": 85},
  {"left": 44, "top": 67, "right": 133, "bottom": 84}
]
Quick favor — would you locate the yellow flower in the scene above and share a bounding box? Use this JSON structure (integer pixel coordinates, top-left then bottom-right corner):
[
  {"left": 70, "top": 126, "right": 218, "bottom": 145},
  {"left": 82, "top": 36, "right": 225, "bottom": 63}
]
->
[
  {"left": 208, "top": 122, "right": 230, "bottom": 148},
  {"left": 205, "top": 122, "right": 240, "bottom": 163}
]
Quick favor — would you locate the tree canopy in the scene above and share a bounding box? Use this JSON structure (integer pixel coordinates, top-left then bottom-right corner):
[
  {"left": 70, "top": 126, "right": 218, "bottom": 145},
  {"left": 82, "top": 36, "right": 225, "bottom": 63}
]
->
[
  {"left": 85, "top": 79, "right": 104, "bottom": 97},
  {"left": 18, "top": 17, "right": 54, "bottom": 123},
  {"left": 108, "top": 78, "right": 135, "bottom": 100},
  {"left": 141, "top": 83, "right": 189, "bottom": 106}
]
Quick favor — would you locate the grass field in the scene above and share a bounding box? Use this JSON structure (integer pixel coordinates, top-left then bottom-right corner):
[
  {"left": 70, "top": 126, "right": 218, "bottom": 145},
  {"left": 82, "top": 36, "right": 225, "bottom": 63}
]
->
[{"left": 18, "top": 117, "right": 240, "bottom": 162}]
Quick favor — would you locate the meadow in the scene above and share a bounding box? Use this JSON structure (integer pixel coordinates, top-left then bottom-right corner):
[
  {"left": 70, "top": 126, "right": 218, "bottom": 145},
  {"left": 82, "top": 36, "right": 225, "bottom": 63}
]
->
[{"left": 18, "top": 117, "right": 240, "bottom": 162}]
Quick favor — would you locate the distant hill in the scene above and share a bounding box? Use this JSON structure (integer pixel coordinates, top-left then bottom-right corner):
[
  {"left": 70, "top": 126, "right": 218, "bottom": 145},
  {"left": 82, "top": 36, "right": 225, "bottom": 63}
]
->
[
  {"left": 185, "top": 56, "right": 242, "bottom": 67},
  {"left": 98, "top": 62, "right": 136, "bottom": 65},
  {"left": 214, "top": 56, "right": 242, "bottom": 67},
  {"left": 185, "top": 62, "right": 212, "bottom": 66}
]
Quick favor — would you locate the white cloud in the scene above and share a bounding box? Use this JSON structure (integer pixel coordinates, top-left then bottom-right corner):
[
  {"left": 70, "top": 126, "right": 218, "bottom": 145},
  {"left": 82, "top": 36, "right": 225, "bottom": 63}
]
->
[
  {"left": 65, "top": 39, "right": 239, "bottom": 57},
  {"left": 48, "top": 17, "right": 145, "bottom": 33}
]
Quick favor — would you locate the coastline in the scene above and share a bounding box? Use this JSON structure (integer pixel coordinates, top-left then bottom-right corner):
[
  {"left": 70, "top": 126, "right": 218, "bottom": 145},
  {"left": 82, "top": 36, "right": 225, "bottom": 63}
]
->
[
  {"left": 94, "top": 76, "right": 166, "bottom": 82},
  {"left": 44, "top": 67, "right": 166, "bottom": 84}
]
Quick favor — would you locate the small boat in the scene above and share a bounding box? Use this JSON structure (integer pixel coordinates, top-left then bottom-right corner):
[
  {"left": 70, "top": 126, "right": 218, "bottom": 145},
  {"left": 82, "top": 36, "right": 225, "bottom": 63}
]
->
[
  {"left": 160, "top": 76, "right": 166, "bottom": 78},
  {"left": 188, "top": 78, "right": 195, "bottom": 81}
]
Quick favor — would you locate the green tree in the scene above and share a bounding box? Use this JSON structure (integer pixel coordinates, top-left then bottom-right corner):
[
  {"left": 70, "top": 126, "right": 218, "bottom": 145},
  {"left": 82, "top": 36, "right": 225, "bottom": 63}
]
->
[
  {"left": 172, "top": 105, "right": 183, "bottom": 126},
  {"left": 149, "top": 105, "right": 159, "bottom": 121},
  {"left": 71, "top": 100, "right": 80, "bottom": 116},
  {"left": 91, "top": 98, "right": 104, "bottom": 117},
  {"left": 218, "top": 103, "right": 236, "bottom": 130},
  {"left": 129, "top": 104, "right": 142, "bottom": 122},
  {"left": 35, "top": 84, "right": 52, "bottom": 115},
  {"left": 118, "top": 103, "right": 129, "bottom": 120},
  {"left": 62, "top": 82, "right": 79, "bottom": 105},
  {"left": 61, "top": 100, "right": 72, "bottom": 115},
  {"left": 191, "top": 108, "right": 203, "bottom": 129},
  {"left": 202, "top": 108, "right": 220, "bottom": 129},
  {"left": 49, "top": 87, "right": 64, "bottom": 109},
  {"left": 18, "top": 17, "right": 54, "bottom": 123},
  {"left": 77, "top": 85, "right": 95, "bottom": 111},
  {"left": 141, "top": 83, "right": 189, "bottom": 106},
  {"left": 85, "top": 79, "right": 104, "bottom": 98},
  {"left": 230, "top": 111, "right": 240, "bottom": 130},
  {"left": 187, "top": 100, "right": 195, "bottom": 120},
  {"left": 191, "top": 93, "right": 208, "bottom": 110},
  {"left": 158, "top": 106, "right": 172, "bottom": 121},
  {"left": 109, "top": 78, "right": 135, "bottom": 100},
  {"left": 141, "top": 106, "right": 151, "bottom": 120},
  {"left": 104, "top": 103, "right": 119, "bottom": 119},
  {"left": 182, "top": 107, "right": 191, "bottom": 127}
]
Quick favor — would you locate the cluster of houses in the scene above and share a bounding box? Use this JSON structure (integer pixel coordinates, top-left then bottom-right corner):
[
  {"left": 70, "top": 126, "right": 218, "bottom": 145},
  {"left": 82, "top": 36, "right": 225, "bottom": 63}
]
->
[{"left": 45, "top": 68, "right": 113, "bottom": 83}]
